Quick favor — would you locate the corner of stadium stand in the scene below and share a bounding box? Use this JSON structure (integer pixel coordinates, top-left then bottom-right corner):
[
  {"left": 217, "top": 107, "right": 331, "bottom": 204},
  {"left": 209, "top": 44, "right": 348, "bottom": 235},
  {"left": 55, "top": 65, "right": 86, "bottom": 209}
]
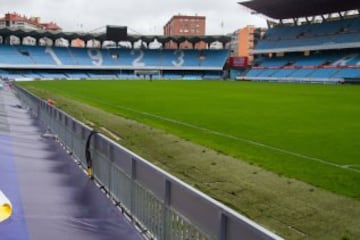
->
[{"left": 237, "top": 0, "right": 360, "bottom": 84}]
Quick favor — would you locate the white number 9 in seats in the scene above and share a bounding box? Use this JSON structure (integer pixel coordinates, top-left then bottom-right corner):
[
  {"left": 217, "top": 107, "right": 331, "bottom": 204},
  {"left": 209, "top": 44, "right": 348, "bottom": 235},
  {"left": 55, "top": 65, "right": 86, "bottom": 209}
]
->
[{"left": 88, "top": 49, "right": 103, "bottom": 66}]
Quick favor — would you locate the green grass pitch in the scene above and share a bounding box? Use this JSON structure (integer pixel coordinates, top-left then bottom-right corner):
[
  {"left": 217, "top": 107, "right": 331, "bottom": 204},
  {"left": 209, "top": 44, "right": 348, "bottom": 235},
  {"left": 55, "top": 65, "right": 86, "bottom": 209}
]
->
[{"left": 19, "top": 80, "right": 360, "bottom": 199}]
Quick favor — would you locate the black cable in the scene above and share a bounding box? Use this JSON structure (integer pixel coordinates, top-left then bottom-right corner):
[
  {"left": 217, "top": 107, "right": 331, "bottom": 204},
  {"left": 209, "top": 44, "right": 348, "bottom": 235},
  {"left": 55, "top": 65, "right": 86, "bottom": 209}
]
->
[{"left": 85, "top": 130, "right": 97, "bottom": 179}]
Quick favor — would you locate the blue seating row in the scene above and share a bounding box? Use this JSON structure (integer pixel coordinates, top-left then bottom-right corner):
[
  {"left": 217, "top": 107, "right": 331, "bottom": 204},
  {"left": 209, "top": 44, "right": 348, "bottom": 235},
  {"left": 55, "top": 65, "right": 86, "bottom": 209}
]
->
[
  {"left": 0, "top": 45, "right": 229, "bottom": 69},
  {"left": 254, "top": 51, "right": 360, "bottom": 68},
  {"left": 246, "top": 51, "right": 360, "bottom": 80},
  {"left": 256, "top": 18, "right": 360, "bottom": 51},
  {"left": 0, "top": 69, "right": 223, "bottom": 80},
  {"left": 246, "top": 68, "right": 360, "bottom": 80}
]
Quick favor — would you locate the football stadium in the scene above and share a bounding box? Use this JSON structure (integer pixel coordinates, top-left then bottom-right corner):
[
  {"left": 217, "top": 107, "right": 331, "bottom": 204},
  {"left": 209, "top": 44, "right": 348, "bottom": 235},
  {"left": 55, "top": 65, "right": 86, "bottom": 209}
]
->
[{"left": 0, "top": 1, "right": 360, "bottom": 240}]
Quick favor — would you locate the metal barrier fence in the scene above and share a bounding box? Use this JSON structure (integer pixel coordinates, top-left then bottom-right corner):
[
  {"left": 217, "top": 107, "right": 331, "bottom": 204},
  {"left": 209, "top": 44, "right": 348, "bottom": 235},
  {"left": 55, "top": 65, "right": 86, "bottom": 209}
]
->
[{"left": 15, "top": 85, "right": 283, "bottom": 240}]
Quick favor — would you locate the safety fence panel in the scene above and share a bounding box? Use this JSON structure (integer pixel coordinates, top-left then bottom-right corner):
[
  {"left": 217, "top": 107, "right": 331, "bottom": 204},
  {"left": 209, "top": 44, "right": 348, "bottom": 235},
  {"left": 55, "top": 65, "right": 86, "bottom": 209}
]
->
[{"left": 14, "top": 85, "right": 283, "bottom": 240}]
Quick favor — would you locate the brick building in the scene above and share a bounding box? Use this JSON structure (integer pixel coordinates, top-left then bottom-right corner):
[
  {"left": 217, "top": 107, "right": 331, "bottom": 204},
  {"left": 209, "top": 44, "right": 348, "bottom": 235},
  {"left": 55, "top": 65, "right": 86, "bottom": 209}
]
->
[
  {"left": 163, "top": 14, "right": 206, "bottom": 49},
  {"left": 230, "top": 25, "right": 266, "bottom": 63},
  {"left": 0, "top": 12, "right": 61, "bottom": 45},
  {"left": 0, "top": 12, "right": 61, "bottom": 31}
]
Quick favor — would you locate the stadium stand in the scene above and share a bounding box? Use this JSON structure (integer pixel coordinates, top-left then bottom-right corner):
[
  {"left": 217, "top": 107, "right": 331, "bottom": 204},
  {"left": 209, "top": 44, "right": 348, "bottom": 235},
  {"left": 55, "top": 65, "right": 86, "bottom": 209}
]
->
[
  {"left": 0, "top": 45, "right": 229, "bottom": 80},
  {"left": 255, "top": 18, "right": 360, "bottom": 52},
  {"left": 246, "top": 50, "right": 360, "bottom": 82},
  {"left": 0, "top": 28, "right": 231, "bottom": 81},
  {"left": 239, "top": 0, "right": 360, "bottom": 83}
]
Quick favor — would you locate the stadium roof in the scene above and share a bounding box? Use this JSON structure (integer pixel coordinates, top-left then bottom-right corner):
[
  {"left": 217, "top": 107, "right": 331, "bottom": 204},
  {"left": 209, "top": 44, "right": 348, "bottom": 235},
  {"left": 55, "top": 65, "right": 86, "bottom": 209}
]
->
[
  {"left": 239, "top": 0, "right": 360, "bottom": 19},
  {"left": 0, "top": 27, "right": 230, "bottom": 45}
]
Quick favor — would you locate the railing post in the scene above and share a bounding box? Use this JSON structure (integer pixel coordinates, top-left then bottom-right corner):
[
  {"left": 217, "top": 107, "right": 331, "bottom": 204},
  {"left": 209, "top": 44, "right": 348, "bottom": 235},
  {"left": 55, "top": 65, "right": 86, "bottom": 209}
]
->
[
  {"left": 162, "top": 179, "right": 171, "bottom": 240},
  {"left": 218, "top": 212, "right": 227, "bottom": 240},
  {"left": 130, "top": 157, "right": 137, "bottom": 221},
  {"left": 36, "top": 100, "right": 40, "bottom": 118},
  {"left": 108, "top": 143, "right": 114, "bottom": 195}
]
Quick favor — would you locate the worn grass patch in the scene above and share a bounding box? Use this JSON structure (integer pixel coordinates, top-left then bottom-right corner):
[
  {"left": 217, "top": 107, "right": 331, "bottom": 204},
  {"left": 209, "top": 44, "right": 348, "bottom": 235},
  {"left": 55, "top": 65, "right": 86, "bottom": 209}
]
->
[{"left": 18, "top": 80, "right": 360, "bottom": 239}]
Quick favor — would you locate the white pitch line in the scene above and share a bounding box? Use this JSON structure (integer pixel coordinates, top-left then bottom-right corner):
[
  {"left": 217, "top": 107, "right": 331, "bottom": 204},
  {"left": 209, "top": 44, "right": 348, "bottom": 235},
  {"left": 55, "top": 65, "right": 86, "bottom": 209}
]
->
[
  {"left": 342, "top": 164, "right": 360, "bottom": 169},
  {"left": 113, "top": 105, "right": 360, "bottom": 174},
  {"left": 63, "top": 92, "right": 360, "bottom": 174}
]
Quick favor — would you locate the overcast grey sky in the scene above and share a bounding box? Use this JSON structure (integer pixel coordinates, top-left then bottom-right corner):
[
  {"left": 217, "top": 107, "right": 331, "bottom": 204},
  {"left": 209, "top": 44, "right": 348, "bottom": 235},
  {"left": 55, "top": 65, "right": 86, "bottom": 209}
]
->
[{"left": 0, "top": 0, "right": 267, "bottom": 34}]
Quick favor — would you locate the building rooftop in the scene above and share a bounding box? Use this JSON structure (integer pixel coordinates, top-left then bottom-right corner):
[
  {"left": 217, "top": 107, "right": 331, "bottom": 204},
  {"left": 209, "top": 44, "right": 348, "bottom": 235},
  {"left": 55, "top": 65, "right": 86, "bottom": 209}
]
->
[{"left": 0, "top": 12, "right": 61, "bottom": 31}]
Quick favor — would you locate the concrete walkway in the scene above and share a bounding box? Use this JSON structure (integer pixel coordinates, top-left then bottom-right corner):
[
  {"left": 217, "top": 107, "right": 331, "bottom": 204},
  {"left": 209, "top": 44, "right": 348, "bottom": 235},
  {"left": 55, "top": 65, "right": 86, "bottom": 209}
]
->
[{"left": 0, "top": 87, "right": 143, "bottom": 240}]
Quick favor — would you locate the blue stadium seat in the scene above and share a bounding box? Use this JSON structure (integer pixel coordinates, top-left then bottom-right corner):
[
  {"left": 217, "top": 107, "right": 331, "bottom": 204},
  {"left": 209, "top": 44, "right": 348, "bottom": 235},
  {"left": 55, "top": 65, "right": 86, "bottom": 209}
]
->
[
  {"left": 333, "top": 68, "right": 360, "bottom": 78},
  {"left": 246, "top": 69, "right": 264, "bottom": 77},
  {"left": 290, "top": 69, "right": 315, "bottom": 78},
  {"left": 66, "top": 72, "right": 89, "bottom": 79},
  {"left": 0, "top": 45, "right": 33, "bottom": 65},
  {"left": 272, "top": 69, "right": 296, "bottom": 78},
  {"left": 309, "top": 68, "right": 339, "bottom": 78}
]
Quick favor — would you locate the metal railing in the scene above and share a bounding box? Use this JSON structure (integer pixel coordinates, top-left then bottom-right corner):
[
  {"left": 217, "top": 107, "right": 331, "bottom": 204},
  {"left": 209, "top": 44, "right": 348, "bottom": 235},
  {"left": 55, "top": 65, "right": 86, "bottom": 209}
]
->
[{"left": 15, "top": 85, "right": 283, "bottom": 240}]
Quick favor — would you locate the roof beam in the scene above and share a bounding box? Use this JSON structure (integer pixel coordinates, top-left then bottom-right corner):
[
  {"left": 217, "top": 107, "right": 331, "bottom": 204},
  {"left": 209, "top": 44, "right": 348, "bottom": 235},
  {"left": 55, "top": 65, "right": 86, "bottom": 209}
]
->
[
  {"left": 293, "top": 18, "right": 299, "bottom": 25},
  {"left": 239, "top": 0, "right": 360, "bottom": 20},
  {"left": 0, "top": 27, "right": 231, "bottom": 48},
  {"left": 338, "top": 11, "right": 344, "bottom": 19}
]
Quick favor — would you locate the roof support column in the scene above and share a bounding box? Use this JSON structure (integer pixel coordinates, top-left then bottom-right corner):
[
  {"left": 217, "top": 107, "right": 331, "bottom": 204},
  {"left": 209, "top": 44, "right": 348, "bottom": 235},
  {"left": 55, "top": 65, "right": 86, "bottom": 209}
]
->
[
  {"left": 293, "top": 18, "right": 298, "bottom": 25},
  {"left": 5, "top": 36, "right": 10, "bottom": 45}
]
